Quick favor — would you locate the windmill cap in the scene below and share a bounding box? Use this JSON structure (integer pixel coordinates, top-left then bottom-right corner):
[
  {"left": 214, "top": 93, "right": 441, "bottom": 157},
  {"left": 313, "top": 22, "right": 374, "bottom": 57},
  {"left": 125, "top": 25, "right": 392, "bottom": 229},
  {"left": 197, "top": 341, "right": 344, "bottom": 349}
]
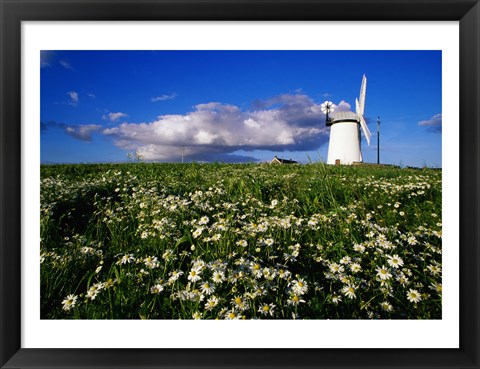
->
[{"left": 330, "top": 111, "right": 359, "bottom": 122}]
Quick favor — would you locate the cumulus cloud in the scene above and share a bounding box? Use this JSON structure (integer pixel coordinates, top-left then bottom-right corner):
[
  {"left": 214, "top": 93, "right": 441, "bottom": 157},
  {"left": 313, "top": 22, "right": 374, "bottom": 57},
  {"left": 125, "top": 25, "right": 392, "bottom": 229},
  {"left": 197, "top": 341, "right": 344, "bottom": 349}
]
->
[
  {"left": 41, "top": 51, "right": 55, "bottom": 68},
  {"left": 334, "top": 100, "right": 352, "bottom": 112},
  {"left": 41, "top": 120, "right": 102, "bottom": 141},
  {"left": 418, "top": 113, "right": 442, "bottom": 133},
  {"left": 101, "top": 93, "right": 330, "bottom": 161},
  {"left": 41, "top": 51, "right": 74, "bottom": 70},
  {"left": 41, "top": 120, "right": 61, "bottom": 132},
  {"left": 64, "top": 124, "right": 103, "bottom": 141},
  {"left": 103, "top": 112, "right": 128, "bottom": 122},
  {"left": 151, "top": 93, "right": 177, "bottom": 102},
  {"left": 67, "top": 91, "right": 79, "bottom": 106},
  {"left": 59, "top": 60, "right": 74, "bottom": 70}
]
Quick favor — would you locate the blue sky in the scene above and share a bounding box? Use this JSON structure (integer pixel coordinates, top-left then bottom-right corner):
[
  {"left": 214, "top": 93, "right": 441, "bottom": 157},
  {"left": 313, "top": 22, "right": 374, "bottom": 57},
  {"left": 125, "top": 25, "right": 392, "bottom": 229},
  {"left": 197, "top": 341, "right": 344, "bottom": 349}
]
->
[{"left": 40, "top": 50, "right": 442, "bottom": 167}]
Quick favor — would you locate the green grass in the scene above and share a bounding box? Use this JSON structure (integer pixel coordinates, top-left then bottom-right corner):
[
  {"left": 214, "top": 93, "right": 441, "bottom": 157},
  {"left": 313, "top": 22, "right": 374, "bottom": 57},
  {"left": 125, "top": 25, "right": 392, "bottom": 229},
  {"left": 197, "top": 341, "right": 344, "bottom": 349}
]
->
[{"left": 40, "top": 162, "right": 442, "bottom": 319}]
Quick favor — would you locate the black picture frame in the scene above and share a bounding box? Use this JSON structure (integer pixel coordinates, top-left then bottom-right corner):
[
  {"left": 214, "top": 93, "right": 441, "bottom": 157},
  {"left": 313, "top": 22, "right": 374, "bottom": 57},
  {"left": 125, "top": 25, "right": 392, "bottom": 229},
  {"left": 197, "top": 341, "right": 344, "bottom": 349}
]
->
[{"left": 1, "top": 0, "right": 479, "bottom": 368}]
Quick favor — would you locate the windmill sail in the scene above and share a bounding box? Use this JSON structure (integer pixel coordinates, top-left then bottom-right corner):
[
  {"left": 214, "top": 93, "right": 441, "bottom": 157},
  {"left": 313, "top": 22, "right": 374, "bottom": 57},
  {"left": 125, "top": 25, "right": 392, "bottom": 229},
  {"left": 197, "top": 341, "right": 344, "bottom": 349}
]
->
[
  {"left": 359, "top": 114, "right": 371, "bottom": 145},
  {"left": 355, "top": 74, "right": 371, "bottom": 146},
  {"left": 358, "top": 74, "right": 367, "bottom": 116}
]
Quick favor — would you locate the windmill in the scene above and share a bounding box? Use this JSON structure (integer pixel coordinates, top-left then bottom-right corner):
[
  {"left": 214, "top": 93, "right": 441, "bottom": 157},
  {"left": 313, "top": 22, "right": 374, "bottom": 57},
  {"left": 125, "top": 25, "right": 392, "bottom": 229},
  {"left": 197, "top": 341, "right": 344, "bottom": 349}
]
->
[{"left": 323, "top": 74, "right": 371, "bottom": 165}]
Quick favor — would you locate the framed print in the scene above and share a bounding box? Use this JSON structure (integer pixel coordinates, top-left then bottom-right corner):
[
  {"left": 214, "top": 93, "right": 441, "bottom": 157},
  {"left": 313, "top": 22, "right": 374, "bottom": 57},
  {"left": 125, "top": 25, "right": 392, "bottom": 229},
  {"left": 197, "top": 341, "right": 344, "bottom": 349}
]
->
[{"left": 1, "top": 0, "right": 479, "bottom": 368}]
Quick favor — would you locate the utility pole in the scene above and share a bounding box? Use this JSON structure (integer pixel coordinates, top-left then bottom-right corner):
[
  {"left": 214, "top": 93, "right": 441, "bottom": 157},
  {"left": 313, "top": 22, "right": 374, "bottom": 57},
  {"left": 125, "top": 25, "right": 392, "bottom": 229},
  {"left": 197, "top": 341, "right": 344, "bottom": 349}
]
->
[
  {"left": 377, "top": 116, "right": 381, "bottom": 164},
  {"left": 181, "top": 146, "right": 185, "bottom": 163}
]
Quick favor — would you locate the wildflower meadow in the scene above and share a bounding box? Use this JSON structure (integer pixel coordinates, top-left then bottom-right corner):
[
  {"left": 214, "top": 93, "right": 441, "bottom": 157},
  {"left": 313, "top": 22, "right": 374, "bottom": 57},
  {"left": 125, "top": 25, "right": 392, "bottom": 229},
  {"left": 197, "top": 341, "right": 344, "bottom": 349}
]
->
[{"left": 40, "top": 163, "right": 442, "bottom": 319}]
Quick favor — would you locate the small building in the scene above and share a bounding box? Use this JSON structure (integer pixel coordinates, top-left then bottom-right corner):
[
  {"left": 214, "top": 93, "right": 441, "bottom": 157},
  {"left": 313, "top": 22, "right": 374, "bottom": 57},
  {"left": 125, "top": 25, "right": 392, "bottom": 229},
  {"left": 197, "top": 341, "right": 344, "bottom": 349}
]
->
[{"left": 270, "top": 155, "right": 298, "bottom": 164}]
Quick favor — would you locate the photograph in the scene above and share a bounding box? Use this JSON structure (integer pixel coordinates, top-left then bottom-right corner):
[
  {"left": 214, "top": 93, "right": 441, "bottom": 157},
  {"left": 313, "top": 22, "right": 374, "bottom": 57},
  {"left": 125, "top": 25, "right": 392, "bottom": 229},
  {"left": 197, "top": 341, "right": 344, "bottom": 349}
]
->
[
  {"left": 2, "top": 0, "right": 479, "bottom": 367},
  {"left": 40, "top": 50, "right": 443, "bottom": 320}
]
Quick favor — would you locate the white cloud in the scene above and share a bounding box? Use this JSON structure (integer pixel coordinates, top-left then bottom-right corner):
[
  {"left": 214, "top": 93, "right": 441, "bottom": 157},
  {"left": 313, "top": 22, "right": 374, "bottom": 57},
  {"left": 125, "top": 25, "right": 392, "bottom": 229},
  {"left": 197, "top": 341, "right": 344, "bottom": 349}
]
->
[
  {"left": 41, "top": 51, "right": 55, "bottom": 68},
  {"left": 334, "top": 100, "right": 352, "bottom": 112},
  {"left": 65, "top": 124, "right": 102, "bottom": 141},
  {"left": 151, "top": 93, "right": 177, "bottom": 102},
  {"left": 41, "top": 52, "right": 74, "bottom": 70},
  {"left": 103, "top": 112, "right": 128, "bottom": 122},
  {"left": 59, "top": 60, "right": 74, "bottom": 70},
  {"left": 418, "top": 113, "right": 442, "bottom": 133},
  {"left": 102, "top": 94, "right": 330, "bottom": 161},
  {"left": 67, "top": 91, "right": 79, "bottom": 106}
]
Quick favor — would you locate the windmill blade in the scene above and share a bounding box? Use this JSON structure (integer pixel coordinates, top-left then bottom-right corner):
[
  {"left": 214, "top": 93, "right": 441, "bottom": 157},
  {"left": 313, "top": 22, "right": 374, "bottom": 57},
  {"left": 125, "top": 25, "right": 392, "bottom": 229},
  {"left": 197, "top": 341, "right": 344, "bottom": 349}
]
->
[
  {"left": 359, "top": 115, "right": 371, "bottom": 146},
  {"left": 321, "top": 101, "right": 335, "bottom": 114},
  {"left": 358, "top": 74, "right": 367, "bottom": 116}
]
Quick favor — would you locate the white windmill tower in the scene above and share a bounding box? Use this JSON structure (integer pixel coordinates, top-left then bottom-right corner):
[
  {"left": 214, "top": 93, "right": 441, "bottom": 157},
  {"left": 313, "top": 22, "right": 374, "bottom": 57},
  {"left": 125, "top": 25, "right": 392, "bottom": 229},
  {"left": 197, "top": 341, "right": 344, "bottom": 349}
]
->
[{"left": 322, "top": 74, "right": 371, "bottom": 165}]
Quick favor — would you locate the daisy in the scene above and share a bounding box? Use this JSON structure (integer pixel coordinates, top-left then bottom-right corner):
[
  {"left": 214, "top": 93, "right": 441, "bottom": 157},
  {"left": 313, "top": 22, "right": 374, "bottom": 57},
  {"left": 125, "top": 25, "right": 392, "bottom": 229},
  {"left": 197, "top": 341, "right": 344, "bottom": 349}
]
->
[
  {"left": 212, "top": 270, "right": 226, "bottom": 284},
  {"left": 86, "top": 282, "right": 104, "bottom": 300},
  {"left": 407, "top": 235, "right": 418, "bottom": 245},
  {"left": 205, "top": 296, "right": 219, "bottom": 311},
  {"left": 287, "top": 294, "right": 305, "bottom": 306},
  {"left": 116, "top": 253, "right": 135, "bottom": 265},
  {"left": 62, "top": 294, "right": 78, "bottom": 311},
  {"left": 192, "top": 228, "right": 203, "bottom": 239},
  {"left": 342, "top": 285, "right": 357, "bottom": 299},
  {"left": 380, "top": 301, "right": 393, "bottom": 312},
  {"left": 144, "top": 256, "right": 159, "bottom": 269},
  {"left": 231, "top": 296, "right": 248, "bottom": 311},
  {"left": 191, "top": 259, "right": 206, "bottom": 271},
  {"left": 375, "top": 265, "right": 392, "bottom": 280},
  {"left": 200, "top": 282, "right": 215, "bottom": 295},
  {"left": 225, "top": 309, "right": 240, "bottom": 320},
  {"left": 429, "top": 282, "right": 442, "bottom": 295},
  {"left": 192, "top": 311, "right": 202, "bottom": 320},
  {"left": 150, "top": 284, "right": 164, "bottom": 294},
  {"left": 340, "top": 256, "right": 351, "bottom": 265},
  {"left": 406, "top": 289, "right": 422, "bottom": 303},
  {"left": 251, "top": 263, "right": 263, "bottom": 278},
  {"left": 258, "top": 303, "right": 276, "bottom": 317},
  {"left": 427, "top": 264, "right": 441, "bottom": 276},
  {"left": 236, "top": 239, "right": 248, "bottom": 248},
  {"left": 168, "top": 270, "right": 184, "bottom": 284},
  {"left": 396, "top": 273, "right": 410, "bottom": 286},
  {"left": 187, "top": 268, "right": 202, "bottom": 283},
  {"left": 387, "top": 254, "right": 404, "bottom": 269},
  {"left": 329, "top": 263, "right": 344, "bottom": 274},
  {"left": 331, "top": 294, "right": 342, "bottom": 304},
  {"left": 353, "top": 244, "right": 365, "bottom": 253},
  {"left": 350, "top": 263, "right": 362, "bottom": 273},
  {"left": 291, "top": 278, "right": 308, "bottom": 296},
  {"left": 264, "top": 238, "right": 274, "bottom": 247}
]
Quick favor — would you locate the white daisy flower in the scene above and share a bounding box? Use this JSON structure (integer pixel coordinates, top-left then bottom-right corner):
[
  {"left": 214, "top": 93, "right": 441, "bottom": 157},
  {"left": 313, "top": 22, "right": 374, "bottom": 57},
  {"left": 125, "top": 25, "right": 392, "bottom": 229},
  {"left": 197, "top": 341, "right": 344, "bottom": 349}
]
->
[
  {"left": 187, "top": 268, "right": 202, "bottom": 283},
  {"left": 62, "top": 294, "right": 78, "bottom": 311},
  {"left": 387, "top": 254, "right": 404, "bottom": 269},
  {"left": 342, "top": 285, "right": 357, "bottom": 299},
  {"left": 406, "top": 289, "right": 422, "bottom": 303},
  {"left": 375, "top": 265, "right": 392, "bottom": 280},
  {"left": 258, "top": 303, "right": 276, "bottom": 317}
]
